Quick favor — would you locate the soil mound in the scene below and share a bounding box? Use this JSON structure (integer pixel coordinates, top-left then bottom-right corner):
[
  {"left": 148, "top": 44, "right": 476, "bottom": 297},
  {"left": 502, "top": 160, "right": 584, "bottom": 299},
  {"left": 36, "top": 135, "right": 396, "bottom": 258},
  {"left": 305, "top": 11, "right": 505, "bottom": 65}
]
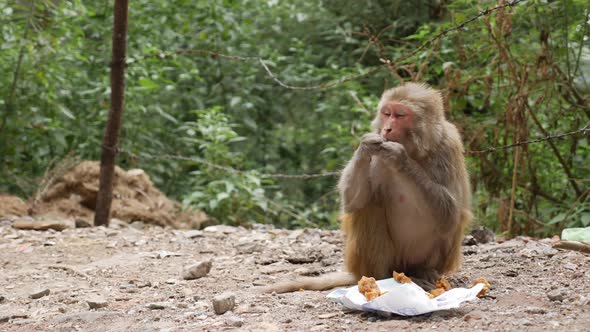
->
[
  {"left": 0, "top": 194, "right": 28, "bottom": 218},
  {"left": 23, "top": 161, "right": 207, "bottom": 228}
]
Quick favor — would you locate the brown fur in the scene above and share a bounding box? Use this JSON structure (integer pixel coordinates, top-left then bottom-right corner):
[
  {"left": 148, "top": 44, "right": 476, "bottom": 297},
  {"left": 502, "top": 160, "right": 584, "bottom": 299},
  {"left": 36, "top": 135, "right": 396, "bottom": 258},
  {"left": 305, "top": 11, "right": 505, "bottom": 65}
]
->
[{"left": 262, "top": 83, "right": 471, "bottom": 293}]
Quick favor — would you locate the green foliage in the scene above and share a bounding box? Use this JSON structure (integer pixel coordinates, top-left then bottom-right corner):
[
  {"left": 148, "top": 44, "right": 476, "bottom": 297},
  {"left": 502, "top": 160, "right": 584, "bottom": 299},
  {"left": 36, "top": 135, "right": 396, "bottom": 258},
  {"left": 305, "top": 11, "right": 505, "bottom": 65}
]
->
[
  {"left": 1, "top": 0, "right": 588, "bottom": 235},
  {"left": 179, "top": 107, "right": 270, "bottom": 225}
]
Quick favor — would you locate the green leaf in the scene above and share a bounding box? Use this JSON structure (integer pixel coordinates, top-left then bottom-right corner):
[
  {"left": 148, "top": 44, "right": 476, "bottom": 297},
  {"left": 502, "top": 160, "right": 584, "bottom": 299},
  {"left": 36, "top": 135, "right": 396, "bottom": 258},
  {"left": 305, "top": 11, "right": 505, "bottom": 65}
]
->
[
  {"left": 581, "top": 212, "right": 590, "bottom": 227},
  {"left": 57, "top": 104, "right": 75, "bottom": 120},
  {"left": 138, "top": 78, "right": 160, "bottom": 89}
]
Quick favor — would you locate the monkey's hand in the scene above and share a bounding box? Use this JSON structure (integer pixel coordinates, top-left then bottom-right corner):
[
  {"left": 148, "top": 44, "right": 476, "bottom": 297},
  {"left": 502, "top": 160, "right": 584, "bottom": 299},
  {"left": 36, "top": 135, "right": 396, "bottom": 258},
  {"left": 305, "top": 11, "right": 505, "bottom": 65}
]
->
[
  {"left": 357, "top": 133, "right": 384, "bottom": 158},
  {"left": 380, "top": 141, "right": 408, "bottom": 167}
]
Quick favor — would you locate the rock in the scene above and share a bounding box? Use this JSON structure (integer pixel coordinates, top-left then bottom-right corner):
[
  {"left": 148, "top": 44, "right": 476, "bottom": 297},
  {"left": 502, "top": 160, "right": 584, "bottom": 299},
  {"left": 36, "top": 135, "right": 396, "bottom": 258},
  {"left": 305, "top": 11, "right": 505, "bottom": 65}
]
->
[
  {"left": 204, "top": 225, "right": 238, "bottom": 234},
  {"left": 471, "top": 226, "right": 495, "bottom": 244},
  {"left": 463, "top": 311, "right": 483, "bottom": 321},
  {"left": 503, "top": 270, "right": 518, "bottom": 277},
  {"left": 226, "top": 315, "right": 244, "bottom": 327},
  {"left": 212, "top": 292, "right": 236, "bottom": 315},
  {"left": 146, "top": 302, "right": 170, "bottom": 310},
  {"left": 524, "top": 306, "right": 547, "bottom": 314},
  {"left": 13, "top": 217, "right": 74, "bottom": 231},
  {"left": 318, "top": 312, "right": 339, "bottom": 319},
  {"left": 182, "top": 261, "right": 212, "bottom": 280},
  {"left": 29, "top": 289, "right": 50, "bottom": 299},
  {"left": 0, "top": 295, "right": 4, "bottom": 303},
  {"left": 157, "top": 250, "right": 183, "bottom": 259},
  {"left": 129, "top": 221, "right": 145, "bottom": 230},
  {"left": 87, "top": 297, "right": 108, "bottom": 309},
  {"left": 182, "top": 230, "right": 204, "bottom": 238},
  {"left": 462, "top": 235, "right": 477, "bottom": 246},
  {"left": 109, "top": 218, "right": 128, "bottom": 229},
  {"left": 43, "top": 241, "right": 56, "bottom": 246},
  {"left": 547, "top": 289, "right": 565, "bottom": 302},
  {"left": 165, "top": 279, "right": 176, "bottom": 284},
  {"left": 564, "top": 262, "right": 577, "bottom": 271},
  {"left": 75, "top": 219, "right": 92, "bottom": 228}
]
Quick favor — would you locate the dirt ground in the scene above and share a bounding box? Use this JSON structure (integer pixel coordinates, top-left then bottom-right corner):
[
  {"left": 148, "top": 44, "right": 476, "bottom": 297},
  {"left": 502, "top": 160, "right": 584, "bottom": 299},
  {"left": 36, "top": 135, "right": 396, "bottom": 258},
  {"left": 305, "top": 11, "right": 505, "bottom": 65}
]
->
[{"left": 0, "top": 217, "right": 589, "bottom": 332}]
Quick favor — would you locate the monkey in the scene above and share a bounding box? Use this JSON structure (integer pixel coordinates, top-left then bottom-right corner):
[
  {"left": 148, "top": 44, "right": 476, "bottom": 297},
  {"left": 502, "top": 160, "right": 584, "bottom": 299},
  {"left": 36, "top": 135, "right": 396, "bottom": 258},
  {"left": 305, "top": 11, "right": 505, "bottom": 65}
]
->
[{"left": 263, "top": 83, "right": 472, "bottom": 293}]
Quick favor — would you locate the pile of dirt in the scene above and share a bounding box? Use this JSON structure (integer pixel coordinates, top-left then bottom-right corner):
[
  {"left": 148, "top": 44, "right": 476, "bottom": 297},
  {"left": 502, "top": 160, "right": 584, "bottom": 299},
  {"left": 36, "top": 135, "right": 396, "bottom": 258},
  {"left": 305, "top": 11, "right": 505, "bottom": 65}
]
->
[
  {"left": 0, "top": 194, "right": 28, "bottom": 218},
  {"left": 4, "top": 161, "right": 208, "bottom": 229}
]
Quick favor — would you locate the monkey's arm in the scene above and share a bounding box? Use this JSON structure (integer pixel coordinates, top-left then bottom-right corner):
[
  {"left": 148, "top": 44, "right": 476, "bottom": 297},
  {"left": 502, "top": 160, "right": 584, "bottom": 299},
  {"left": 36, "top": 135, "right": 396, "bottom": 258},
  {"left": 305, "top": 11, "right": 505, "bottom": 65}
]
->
[
  {"left": 381, "top": 141, "right": 459, "bottom": 225},
  {"left": 400, "top": 158, "right": 459, "bottom": 225},
  {"left": 338, "top": 151, "right": 372, "bottom": 212},
  {"left": 338, "top": 133, "right": 383, "bottom": 212}
]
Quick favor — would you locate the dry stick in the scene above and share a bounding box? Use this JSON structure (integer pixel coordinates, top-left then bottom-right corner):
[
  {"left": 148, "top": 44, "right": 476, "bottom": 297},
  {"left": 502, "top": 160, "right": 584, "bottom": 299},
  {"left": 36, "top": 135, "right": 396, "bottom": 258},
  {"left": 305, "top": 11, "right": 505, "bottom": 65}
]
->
[
  {"left": 553, "top": 240, "right": 590, "bottom": 254},
  {"left": 95, "top": 0, "right": 129, "bottom": 227},
  {"left": 525, "top": 103, "right": 582, "bottom": 196}
]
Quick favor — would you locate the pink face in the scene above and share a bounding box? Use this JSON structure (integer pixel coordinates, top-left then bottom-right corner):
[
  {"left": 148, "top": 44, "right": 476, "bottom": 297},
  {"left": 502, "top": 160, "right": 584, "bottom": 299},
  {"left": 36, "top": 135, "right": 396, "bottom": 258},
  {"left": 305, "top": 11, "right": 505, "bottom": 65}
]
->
[{"left": 379, "top": 102, "right": 414, "bottom": 142}]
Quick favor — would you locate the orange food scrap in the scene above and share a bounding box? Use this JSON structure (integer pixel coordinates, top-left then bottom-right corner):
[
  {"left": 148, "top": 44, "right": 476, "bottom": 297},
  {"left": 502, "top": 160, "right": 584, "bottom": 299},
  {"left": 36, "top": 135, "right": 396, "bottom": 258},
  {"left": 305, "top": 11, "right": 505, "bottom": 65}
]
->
[
  {"left": 472, "top": 277, "right": 491, "bottom": 297},
  {"left": 435, "top": 277, "right": 451, "bottom": 291},
  {"left": 393, "top": 271, "right": 412, "bottom": 284},
  {"left": 429, "top": 288, "right": 446, "bottom": 298},
  {"left": 358, "top": 276, "right": 382, "bottom": 301}
]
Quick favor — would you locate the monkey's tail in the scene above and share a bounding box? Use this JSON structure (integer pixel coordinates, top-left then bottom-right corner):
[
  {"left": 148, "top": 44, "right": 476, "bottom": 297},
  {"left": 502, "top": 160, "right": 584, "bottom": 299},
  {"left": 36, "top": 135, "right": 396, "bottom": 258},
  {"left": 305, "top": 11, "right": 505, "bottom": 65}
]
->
[{"left": 259, "top": 271, "right": 357, "bottom": 294}]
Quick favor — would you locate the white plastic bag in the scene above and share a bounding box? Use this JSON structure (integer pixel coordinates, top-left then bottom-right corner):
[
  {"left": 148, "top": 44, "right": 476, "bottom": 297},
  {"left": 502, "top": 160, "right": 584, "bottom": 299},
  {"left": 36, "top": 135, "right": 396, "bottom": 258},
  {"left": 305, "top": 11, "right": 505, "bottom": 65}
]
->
[{"left": 327, "top": 278, "right": 484, "bottom": 316}]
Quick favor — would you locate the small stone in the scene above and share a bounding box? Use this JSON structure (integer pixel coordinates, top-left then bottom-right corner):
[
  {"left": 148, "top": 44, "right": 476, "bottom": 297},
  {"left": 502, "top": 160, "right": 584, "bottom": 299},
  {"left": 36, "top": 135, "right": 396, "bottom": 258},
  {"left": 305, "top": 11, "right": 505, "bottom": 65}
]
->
[
  {"left": 462, "top": 235, "right": 477, "bottom": 246},
  {"left": 0, "top": 295, "right": 5, "bottom": 303},
  {"left": 176, "top": 303, "right": 188, "bottom": 309},
  {"left": 75, "top": 219, "right": 92, "bottom": 228},
  {"left": 318, "top": 312, "right": 339, "bottom": 319},
  {"left": 519, "top": 319, "right": 532, "bottom": 326},
  {"left": 129, "top": 221, "right": 145, "bottom": 230},
  {"left": 165, "top": 279, "right": 176, "bottom": 285},
  {"left": 226, "top": 316, "right": 244, "bottom": 327},
  {"left": 87, "top": 297, "right": 108, "bottom": 309},
  {"left": 203, "top": 225, "right": 237, "bottom": 234},
  {"left": 157, "top": 250, "right": 183, "bottom": 259},
  {"left": 503, "top": 270, "right": 518, "bottom": 277},
  {"left": 549, "top": 320, "right": 560, "bottom": 328},
  {"left": 547, "top": 289, "right": 565, "bottom": 302},
  {"left": 146, "top": 302, "right": 169, "bottom": 310},
  {"left": 367, "top": 316, "right": 378, "bottom": 322},
  {"left": 524, "top": 306, "right": 547, "bottom": 314},
  {"left": 564, "top": 263, "right": 577, "bottom": 271},
  {"left": 43, "top": 241, "right": 56, "bottom": 246},
  {"left": 182, "top": 261, "right": 212, "bottom": 280},
  {"left": 463, "top": 311, "right": 483, "bottom": 321},
  {"left": 109, "top": 218, "right": 128, "bottom": 228},
  {"left": 470, "top": 226, "right": 495, "bottom": 244},
  {"left": 29, "top": 288, "right": 50, "bottom": 299},
  {"left": 184, "top": 230, "right": 204, "bottom": 238},
  {"left": 212, "top": 292, "right": 236, "bottom": 315}
]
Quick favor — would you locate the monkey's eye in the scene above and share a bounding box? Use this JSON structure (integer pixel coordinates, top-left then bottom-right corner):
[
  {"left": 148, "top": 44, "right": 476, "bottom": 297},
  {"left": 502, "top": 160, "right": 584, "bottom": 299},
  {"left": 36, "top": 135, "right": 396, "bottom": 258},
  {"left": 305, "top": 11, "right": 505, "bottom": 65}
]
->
[
  {"left": 394, "top": 112, "right": 406, "bottom": 118},
  {"left": 381, "top": 109, "right": 391, "bottom": 116}
]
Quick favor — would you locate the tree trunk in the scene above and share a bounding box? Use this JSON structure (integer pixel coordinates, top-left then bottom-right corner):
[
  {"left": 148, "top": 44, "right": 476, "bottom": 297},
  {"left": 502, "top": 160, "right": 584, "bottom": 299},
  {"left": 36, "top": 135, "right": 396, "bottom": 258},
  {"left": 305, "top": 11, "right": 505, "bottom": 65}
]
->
[{"left": 94, "top": 0, "right": 129, "bottom": 227}]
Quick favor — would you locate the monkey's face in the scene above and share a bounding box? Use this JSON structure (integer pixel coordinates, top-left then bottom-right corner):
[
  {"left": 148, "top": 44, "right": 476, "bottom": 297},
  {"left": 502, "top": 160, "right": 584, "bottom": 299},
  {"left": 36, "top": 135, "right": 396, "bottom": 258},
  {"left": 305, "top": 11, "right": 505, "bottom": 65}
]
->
[{"left": 378, "top": 102, "right": 415, "bottom": 144}]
